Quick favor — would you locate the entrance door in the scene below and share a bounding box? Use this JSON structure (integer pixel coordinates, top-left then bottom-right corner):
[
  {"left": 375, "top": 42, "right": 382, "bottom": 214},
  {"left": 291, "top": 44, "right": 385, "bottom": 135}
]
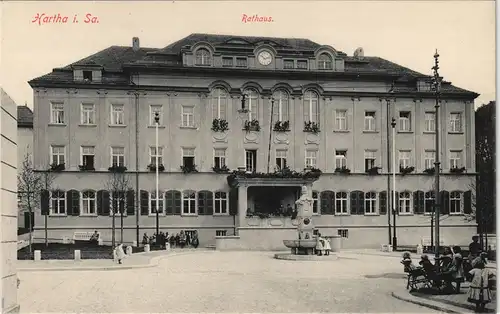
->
[{"left": 24, "top": 212, "right": 34, "bottom": 231}]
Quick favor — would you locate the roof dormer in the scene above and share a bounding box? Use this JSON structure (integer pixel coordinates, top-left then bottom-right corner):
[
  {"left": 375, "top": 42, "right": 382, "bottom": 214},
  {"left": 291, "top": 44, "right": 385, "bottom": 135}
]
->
[
  {"left": 71, "top": 61, "right": 103, "bottom": 83},
  {"left": 314, "top": 45, "right": 344, "bottom": 72}
]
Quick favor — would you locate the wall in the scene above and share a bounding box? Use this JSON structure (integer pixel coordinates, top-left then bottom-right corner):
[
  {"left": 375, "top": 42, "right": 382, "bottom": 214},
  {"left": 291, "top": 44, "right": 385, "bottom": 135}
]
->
[
  {"left": 1, "top": 89, "right": 20, "bottom": 313},
  {"left": 17, "top": 127, "right": 33, "bottom": 228}
]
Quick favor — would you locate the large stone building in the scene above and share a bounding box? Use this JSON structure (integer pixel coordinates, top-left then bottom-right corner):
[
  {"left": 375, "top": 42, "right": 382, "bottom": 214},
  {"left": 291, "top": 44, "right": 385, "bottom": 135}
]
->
[
  {"left": 28, "top": 33, "right": 478, "bottom": 249},
  {"left": 1, "top": 88, "right": 20, "bottom": 313}
]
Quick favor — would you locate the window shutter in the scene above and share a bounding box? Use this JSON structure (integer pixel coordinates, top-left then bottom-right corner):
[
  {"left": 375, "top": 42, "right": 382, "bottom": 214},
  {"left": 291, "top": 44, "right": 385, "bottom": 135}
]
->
[
  {"left": 357, "top": 191, "right": 364, "bottom": 215},
  {"left": 440, "top": 191, "right": 450, "bottom": 215},
  {"left": 198, "top": 191, "right": 206, "bottom": 215},
  {"left": 173, "top": 191, "right": 182, "bottom": 215},
  {"left": 97, "top": 190, "right": 103, "bottom": 215},
  {"left": 331, "top": 191, "right": 336, "bottom": 213},
  {"left": 206, "top": 191, "right": 214, "bottom": 215},
  {"left": 126, "top": 190, "right": 135, "bottom": 215},
  {"left": 66, "top": 191, "right": 74, "bottom": 215},
  {"left": 229, "top": 188, "right": 238, "bottom": 216},
  {"left": 140, "top": 190, "right": 149, "bottom": 215},
  {"left": 71, "top": 190, "right": 80, "bottom": 216},
  {"left": 320, "top": 191, "right": 334, "bottom": 215},
  {"left": 165, "top": 191, "right": 174, "bottom": 215},
  {"left": 101, "top": 191, "right": 110, "bottom": 215},
  {"left": 41, "top": 190, "right": 50, "bottom": 215},
  {"left": 395, "top": 193, "right": 399, "bottom": 215},
  {"left": 464, "top": 190, "right": 472, "bottom": 214},
  {"left": 379, "top": 191, "right": 387, "bottom": 215},
  {"left": 413, "top": 190, "right": 424, "bottom": 214},
  {"left": 350, "top": 192, "right": 358, "bottom": 215}
]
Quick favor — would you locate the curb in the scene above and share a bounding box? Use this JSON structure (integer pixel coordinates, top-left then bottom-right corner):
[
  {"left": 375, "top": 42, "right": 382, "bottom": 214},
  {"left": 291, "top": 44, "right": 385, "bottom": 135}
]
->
[
  {"left": 17, "top": 250, "right": 203, "bottom": 272},
  {"left": 391, "top": 291, "right": 467, "bottom": 314}
]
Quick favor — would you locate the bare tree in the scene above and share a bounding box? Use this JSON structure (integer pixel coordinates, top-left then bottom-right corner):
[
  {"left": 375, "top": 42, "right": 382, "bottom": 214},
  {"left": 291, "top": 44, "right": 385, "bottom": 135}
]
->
[{"left": 104, "top": 170, "right": 131, "bottom": 248}]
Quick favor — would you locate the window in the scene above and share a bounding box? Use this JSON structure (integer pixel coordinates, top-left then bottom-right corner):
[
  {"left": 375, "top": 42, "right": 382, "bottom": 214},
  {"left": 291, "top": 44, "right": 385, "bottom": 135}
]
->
[
  {"left": 216, "top": 230, "right": 227, "bottom": 236},
  {"left": 297, "top": 60, "right": 308, "bottom": 69},
  {"left": 424, "top": 191, "right": 435, "bottom": 214},
  {"left": 182, "top": 148, "right": 195, "bottom": 168},
  {"left": 317, "top": 53, "right": 333, "bottom": 70},
  {"left": 150, "top": 105, "right": 163, "bottom": 125},
  {"left": 149, "top": 192, "right": 164, "bottom": 215},
  {"left": 110, "top": 104, "right": 124, "bottom": 125},
  {"left": 214, "top": 191, "right": 228, "bottom": 214},
  {"left": 399, "top": 191, "right": 412, "bottom": 214},
  {"left": 236, "top": 57, "right": 247, "bottom": 68},
  {"left": 335, "top": 192, "right": 348, "bottom": 214},
  {"left": 214, "top": 148, "right": 226, "bottom": 168},
  {"left": 245, "top": 149, "right": 257, "bottom": 172},
  {"left": 81, "top": 190, "right": 96, "bottom": 215},
  {"left": 450, "top": 191, "right": 462, "bottom": 214},
  {"left": 399, "top": 111, "right": 411, "bottom": 131},
  {"left": 149, "top": 147, "right": 163, "bottom": 166},
  {"left": 284, "top": 59, "right": 294, "bottom": 69},
  {"left": 81, "top": 146, "right": 95, "bottom": 169},
  {"left": 83, "top": 70, "right": 92, "bottom": 81},
  {"left": 449, "top": 113, "right": 462, "bottom": 133},
  {"left": 424, "top": 112, "right": 435, "bottom": 132},
  {"left": 305, "top": 150, "right": 317, "bottom": 168},
  {"left": 424, "top": 150, "right": 435, "bottom": 170},
  {"left": 50, "top": 191, "right": 66, "bottom": 215},
  {"left": 449, "top": 150, "right": 462, "bottom": 169},
  {"left": 275, "top": 149, "right": 287, "bottom": 170},
  {"left": 51, "top": 145, "right": 65, "bottom": 165},
  {"left": 222, "top": 57, "right": 233, "bottom": 67},
  {"left": 212, "top": 88, "right": 227, "bottom": 120},
  {"left": 303, "top": 91, "right": 319, "bottom": 123},
  {"left": 335, "top": 150, "right": 347, "bottom": 169},
  {"left": 195, "top": 48, "right": 211, "bottom": 66},
  {"left": 272, "top": 90, "right": 289, "bottom": 122},
  {"left": 335, "top": 110, "right": 347, "bottom": 131},
  {"left": 111, "top": 147, "right": 125, "bottom": 167},
  {"left": 399, "top": 150, "right": 411, "bottom": 169},
  {"left": 50, "top": 102, "right": 65, "bottom": 124},
  {"left": 364, "top": 150, "right": 376, "bottom": 171},
  {"left": 182, "top": 190, "right": 196, "bottom": 215},
  {"left": 364, "top": 111, "right": 376, "bottom": 131},
  {"left": 81, "top": 103, "right": 95, "bottom": 125},
  {"left": 338, "top": 229, "right": 349, "bottom": 238},
  {"left": 245, "top": 89, "right": 259, "bottom": 121},
  {"left": 110, "top": 191, "right": 126, "bottom": 215},
  {"left": 181, "top": 106, "right": 194, "bottom": 127},
  {"left": 365, "top": 192, "right": 377, "bottom": 214},
  {"left": 312, "top": 191, "right": 319, "bottom": 214}
]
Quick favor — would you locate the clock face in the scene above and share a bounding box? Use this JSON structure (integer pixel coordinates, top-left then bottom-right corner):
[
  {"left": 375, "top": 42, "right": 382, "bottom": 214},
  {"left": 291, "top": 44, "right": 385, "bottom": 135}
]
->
[{"left": 258, "top": 51, "right": 272, "bottom": 66}]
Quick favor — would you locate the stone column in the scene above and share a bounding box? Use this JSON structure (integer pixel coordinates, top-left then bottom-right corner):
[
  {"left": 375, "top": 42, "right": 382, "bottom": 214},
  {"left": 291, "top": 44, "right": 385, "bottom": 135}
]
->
[{"left": 238, "top": 185, "right": 248, "bottom": 228}]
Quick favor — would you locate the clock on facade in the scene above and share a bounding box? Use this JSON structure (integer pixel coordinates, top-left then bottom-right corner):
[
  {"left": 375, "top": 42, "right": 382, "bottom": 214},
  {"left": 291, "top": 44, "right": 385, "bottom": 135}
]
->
[{"left": 258, "top": 51, "right": 273, "bottom": 66}]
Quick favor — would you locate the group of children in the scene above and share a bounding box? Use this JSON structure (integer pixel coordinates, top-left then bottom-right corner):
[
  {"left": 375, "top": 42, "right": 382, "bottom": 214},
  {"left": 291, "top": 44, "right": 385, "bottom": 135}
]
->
[{"left": 142, "top": 230, "right": 200, "bottom": 249}]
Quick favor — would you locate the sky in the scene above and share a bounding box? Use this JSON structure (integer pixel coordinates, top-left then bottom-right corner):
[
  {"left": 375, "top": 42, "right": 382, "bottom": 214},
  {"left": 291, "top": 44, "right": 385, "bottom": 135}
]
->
[{"left": 0, "top": 1, "right": 495, "bottom": 109}]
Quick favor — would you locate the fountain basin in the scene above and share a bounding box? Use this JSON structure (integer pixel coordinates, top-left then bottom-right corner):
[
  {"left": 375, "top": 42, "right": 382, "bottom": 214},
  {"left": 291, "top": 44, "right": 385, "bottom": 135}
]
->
[{"left": 283, "top": 239, "right": 316, "bottom": 249}]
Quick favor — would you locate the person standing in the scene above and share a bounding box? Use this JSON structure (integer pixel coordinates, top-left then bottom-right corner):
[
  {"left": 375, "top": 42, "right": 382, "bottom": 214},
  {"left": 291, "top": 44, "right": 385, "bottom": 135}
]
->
[
  {"left": 467, "top": 261, "right": 495, "bottom": 312},
  {"left": 191, "top": 231, "right": 199, "bottom": 249},
  {"left": 115, "top": 243, "right": 125, "bottom": 264}
]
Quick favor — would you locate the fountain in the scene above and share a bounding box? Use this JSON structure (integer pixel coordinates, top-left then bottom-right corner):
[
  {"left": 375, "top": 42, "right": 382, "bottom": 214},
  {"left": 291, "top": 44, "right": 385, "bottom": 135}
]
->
[{"left": 275, "top": 185, "right": 339, "bottom": 261}]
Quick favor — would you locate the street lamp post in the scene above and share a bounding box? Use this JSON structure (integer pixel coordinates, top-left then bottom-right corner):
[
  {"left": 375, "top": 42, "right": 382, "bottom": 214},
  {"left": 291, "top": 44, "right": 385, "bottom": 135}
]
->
[
  {"left": 155, "top": 112, "right": 160, "bottom": 236},
  {"left": 266, "top": 97, "right": 275, "bottom": 174},
  {"left": 432, "top": 50, "right": 442, "bottom": 257},
  {"left": 391, "top": 117, "right": 397, "bottom": 251}
]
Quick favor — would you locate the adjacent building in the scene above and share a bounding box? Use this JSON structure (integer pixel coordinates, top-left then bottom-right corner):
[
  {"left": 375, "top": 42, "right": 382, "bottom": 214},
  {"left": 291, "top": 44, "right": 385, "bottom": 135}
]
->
[
  {"left": 17, "top": 105, "right": 34, "bottom": 229},
  {"left": 28, "top": 33, "right": 478, "bottom": 249}
]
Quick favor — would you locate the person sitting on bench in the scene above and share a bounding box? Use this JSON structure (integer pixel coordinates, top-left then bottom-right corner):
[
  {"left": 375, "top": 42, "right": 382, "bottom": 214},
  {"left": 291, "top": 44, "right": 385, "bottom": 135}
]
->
[{"left": 89, "top": 230, "right": 99, "bottom": 245}]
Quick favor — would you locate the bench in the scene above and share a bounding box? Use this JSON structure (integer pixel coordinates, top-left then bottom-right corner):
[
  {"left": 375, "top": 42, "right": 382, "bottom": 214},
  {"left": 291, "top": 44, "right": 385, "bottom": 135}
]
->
[{"left": 73, "top": 231, "right": 101, "bottom": 244}]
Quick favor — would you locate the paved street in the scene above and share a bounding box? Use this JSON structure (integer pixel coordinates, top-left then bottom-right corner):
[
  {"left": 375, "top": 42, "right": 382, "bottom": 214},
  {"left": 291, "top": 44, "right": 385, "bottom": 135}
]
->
[{"left": 19, "top": 251, "right": 440, "bottom": 313}]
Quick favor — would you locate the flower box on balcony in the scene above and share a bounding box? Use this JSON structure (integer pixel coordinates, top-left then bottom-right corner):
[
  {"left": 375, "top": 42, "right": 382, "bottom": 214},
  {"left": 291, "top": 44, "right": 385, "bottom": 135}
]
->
[
  {"left": 423, "top": 168, "right": 436, "bottom": 175},
  {"left": 400, "top": 166, "right": 415, "bottom": 175},
  {"left": 335, "top": 167, "right": 351, "bottom": 174},
  {"left": 244, "top": 120, "right": 260, "bottom": 132},
  {"left": 108, "top": 165, "right": 127, "bottom": 173},
  {"left": 211, "top": 119, "right": 229, "bottom": 132},
  {"left": 366, "top": 167, "right": 380, "bottom": 175},
  {"left": 303, "top": 121, "right": 320, "bottom": 133},
  {"left": 450, "top": 166, "right": 466, "bottom": 174},
  {"left": 148, "top": 164, "right": 165, "bottom": 172},
  {"left": 273, "top": 120, "right": 290, "bottom": 132},
  {"left": 78, "top": 164, "right": 95, "bottom": 171},
  {"left": 180, "top": 164, "right": 198, "bottom": 174},
  {"left": 212, "top": 165, "right": 230, "bottom": 173},
  {"left": 49, "top": 163, "right": 65, "bottom": 172}
]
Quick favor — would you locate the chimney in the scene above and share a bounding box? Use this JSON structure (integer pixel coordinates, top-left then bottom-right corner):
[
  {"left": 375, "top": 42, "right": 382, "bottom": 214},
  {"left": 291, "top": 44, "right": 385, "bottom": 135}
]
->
[{"left": 132, "top": 37, "right": 140, "bottom": 51}]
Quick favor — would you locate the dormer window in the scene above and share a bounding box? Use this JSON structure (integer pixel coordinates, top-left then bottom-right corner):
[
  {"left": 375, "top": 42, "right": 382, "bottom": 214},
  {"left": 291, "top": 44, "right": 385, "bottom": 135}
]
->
[
  {"left": 222, "top": 57, "right": 233, "bottom": 67},
  {"left": 318, "top": 53, "right": 333, "bottom": 70},
  {"left": 195, "top": 48, "right": 211, "bottom": 66},
  {"left": 83, "top": 71, "right": 93, "bottom": 81},
  {"left": 236, "top": 57, "right": 247, "bottom": 68},
  {"left": 297, "top": 60, "right": 308, "bottom": 69}
]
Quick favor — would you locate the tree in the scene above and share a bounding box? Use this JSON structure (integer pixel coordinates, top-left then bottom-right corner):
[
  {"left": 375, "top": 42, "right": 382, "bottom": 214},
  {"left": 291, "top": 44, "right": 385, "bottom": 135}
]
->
[{"left": 104, "top": 170, "right": 131, "bottom": 247}]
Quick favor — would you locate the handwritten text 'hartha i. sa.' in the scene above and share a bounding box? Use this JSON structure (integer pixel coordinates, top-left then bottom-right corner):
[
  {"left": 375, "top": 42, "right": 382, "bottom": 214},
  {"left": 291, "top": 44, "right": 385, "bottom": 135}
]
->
[{"left": 32, "top": 13, "right": 99, "bottom": 26}]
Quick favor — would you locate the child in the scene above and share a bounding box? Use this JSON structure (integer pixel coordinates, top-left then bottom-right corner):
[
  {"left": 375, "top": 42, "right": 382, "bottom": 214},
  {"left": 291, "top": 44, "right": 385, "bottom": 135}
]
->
[
  {"left": 115, "top": 243, "right": 125, "bottom": 264},
  {"left": 467, "top": 261, "right": 495, "bottom": 312}
]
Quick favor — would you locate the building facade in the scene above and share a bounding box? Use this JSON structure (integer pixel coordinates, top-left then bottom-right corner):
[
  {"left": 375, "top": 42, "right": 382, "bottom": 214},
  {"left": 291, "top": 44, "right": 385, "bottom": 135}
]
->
[
  {"left": 17, "top": 105, "right": 34, "bottom": 229},
  {"left": 28, "top": 34, "right": 478, "bottom": 249},
  {"left": 1, "top": 88, "right": 20, "bottom": 313}
]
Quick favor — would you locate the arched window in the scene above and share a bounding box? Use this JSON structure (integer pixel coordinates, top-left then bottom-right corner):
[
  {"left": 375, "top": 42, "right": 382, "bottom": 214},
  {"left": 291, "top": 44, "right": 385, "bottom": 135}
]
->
[
  {"left": 182, "top": 190, "right": 197, "bottom": 215},
  {"left": 81, "top": 190, "right": 96, "bottom": 215},
  {"left": 450, "top": 191, "right": 463, "bottom": 214},
  {"left": 245, "top": 89, "right": 259, "bottom": 121},
  {"left": 424, "top": 191, "right": 435, "bottom": 214},
  {"left": 195, "top": 48, "right": 211, "bottom": 66},
  {"left": 303, "top": 91, "right": 319, "bottom": 123},
  {"left": 364, "top": 192, "right": 377, "bottom": 214},
  {"left": 399, "top": 191, "right": 412, "bottom": 214},
  {"left": 50, "top": 190, "right": 66, "bottom": 215},
  {"left": 318, "top": 53, "right": 333, "bottom": 70},
  {"left": 335, "top": 192, "right": 348, "bottom": 214},
  {"left": 149, "top": 191, "right": 164, "bottom": 215},
  {"left": 272, "top": 90, "right": 289, "bottom": 122},
  {"left": 211, "top": 88, "right": 227, "bottom": 120},
  {"left": 214, "top": 191, "right": 228, "bottom": 215}
]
